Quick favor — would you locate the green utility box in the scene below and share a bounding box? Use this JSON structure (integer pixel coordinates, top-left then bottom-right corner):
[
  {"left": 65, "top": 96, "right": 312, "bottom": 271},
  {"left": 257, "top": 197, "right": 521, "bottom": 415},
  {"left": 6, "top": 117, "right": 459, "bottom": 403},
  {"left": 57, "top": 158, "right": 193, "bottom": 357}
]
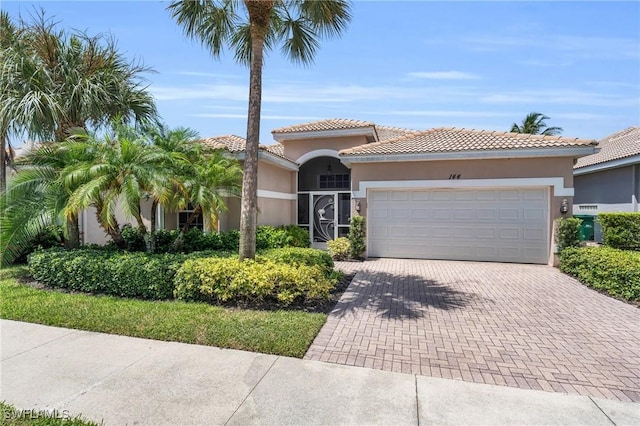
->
[{"left": 575, "top": 215, "right": 595, "bottom": 241}]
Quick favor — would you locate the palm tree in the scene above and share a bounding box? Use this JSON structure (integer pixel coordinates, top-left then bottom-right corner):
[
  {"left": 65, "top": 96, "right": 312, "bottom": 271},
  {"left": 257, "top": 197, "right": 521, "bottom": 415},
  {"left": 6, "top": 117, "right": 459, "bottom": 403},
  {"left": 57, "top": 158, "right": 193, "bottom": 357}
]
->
[
  {"left": 0, "top": 12, "right": 158, "bottom": 247},
  {"left": 63, "top": 126, "right": 166, "bottom": 247},
  {"left": 511, "top": 112, "right": 563, "bottom": 136},
  {"left": 168, "top": 0, "right": 352, "bottom": 259},
  {"left": 0, "top": 140, "right": 88, "bottom": 266}
]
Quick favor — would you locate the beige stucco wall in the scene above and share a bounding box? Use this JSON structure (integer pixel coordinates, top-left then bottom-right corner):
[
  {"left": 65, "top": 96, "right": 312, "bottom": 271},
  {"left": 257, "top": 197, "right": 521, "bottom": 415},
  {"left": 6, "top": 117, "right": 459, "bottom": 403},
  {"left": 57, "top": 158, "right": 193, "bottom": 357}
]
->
[
  {"left": 258, "top": 198, "right": 295, "bottom": 226},
  {"left": 351, "top": 157, "right": 573, "bottom": 215},
  {"left": 281, "top": 135, "right": 369, "bottom": 162},
  {"left": 218, "top": 196, "right": 241, "bottom": 232},
  {"left": 255, "top": 161, "right": 296, "bottom": 193},
  {"left": 82, "top": 198, "right": 154, "bottom": 245}
]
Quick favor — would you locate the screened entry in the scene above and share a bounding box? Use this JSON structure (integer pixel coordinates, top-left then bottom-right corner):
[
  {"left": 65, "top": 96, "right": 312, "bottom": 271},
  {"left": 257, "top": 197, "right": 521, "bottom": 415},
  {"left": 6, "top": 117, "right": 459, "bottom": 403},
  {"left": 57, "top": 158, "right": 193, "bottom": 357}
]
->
[{"left": 297, "top": 157, "right": 351, "bottom": 248}]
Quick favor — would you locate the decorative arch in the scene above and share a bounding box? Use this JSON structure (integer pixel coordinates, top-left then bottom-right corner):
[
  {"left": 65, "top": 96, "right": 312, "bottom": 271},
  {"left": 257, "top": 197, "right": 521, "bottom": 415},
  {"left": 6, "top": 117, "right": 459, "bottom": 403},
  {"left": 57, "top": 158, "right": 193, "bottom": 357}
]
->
[{"left": 295, "top": 149, "right": 340, "bottom": 165}]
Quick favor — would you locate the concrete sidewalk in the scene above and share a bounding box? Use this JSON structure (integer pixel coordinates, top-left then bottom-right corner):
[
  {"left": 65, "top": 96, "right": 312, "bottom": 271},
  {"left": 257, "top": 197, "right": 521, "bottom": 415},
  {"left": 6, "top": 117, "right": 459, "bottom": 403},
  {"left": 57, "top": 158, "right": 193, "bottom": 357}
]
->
[{"left": 1, "top": 320, "right": 638, "bottom": 425}]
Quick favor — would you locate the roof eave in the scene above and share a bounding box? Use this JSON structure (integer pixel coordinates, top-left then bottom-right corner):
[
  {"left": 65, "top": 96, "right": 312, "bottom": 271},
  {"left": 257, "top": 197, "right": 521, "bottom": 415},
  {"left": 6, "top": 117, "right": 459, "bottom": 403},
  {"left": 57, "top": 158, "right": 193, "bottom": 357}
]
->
[
  {"left": 574, "top": 153, "right": 640, "bottom": 175},
  {"left": 340, "top": 146, "right": 598, "bottom": 166},
  {"left": 272, "top": 126, "right": 377, "bottom": 142},
  {"left": 231, "top": 150, "right": 299, "bottom": 171}
]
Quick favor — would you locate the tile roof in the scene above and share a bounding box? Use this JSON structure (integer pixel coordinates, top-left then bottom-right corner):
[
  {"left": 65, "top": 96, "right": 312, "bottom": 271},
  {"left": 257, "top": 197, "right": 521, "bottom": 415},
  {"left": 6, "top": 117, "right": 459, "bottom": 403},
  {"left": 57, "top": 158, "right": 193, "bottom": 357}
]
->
[
  {"left": 271, "top": 118, "right": 375, "bottom": 134},
  {"left": 200, "top": 135, "right": 293, "bottom": 162},
  {"left": 201, "top": 135, "right": 247, "bottom": 153},
  {"left": 340, "top": 127, "right": 597, "bottom": 156},
  {"left": 375, "top": 125, "right": 416, "bottom": 141},
  {"left": 574, "top": 127, "right": 640, "bottom": 169}
]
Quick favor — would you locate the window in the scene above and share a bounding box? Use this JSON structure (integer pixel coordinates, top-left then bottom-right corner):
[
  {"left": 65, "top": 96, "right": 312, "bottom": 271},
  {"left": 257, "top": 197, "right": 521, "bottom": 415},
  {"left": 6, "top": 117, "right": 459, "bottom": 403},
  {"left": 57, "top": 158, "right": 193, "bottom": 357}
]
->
[
  {"left": 319, "top": 173, "right": 349, "bottom": 189},
  {"left": 178, "top": 203, "right": 204, "bottom": 231}
]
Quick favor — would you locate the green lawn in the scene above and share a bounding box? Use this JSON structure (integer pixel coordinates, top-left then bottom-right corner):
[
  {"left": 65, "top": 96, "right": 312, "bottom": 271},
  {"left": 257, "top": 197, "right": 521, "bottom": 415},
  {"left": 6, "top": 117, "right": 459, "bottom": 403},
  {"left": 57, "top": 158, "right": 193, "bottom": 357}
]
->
[
  {"left": 0, "top": 267, "right": 327, "bottom": 358},
  {"left": 0, "top": 402, "right": 98, "bottom": 426}
]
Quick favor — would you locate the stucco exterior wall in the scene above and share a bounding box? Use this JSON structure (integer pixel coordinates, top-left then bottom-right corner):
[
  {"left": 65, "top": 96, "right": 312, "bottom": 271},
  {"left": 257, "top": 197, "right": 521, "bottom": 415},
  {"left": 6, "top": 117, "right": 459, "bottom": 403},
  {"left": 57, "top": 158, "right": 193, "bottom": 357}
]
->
[
  {"left": 574, "top": 165, "right": 634, "bottom": 205},
  {"left": 281, "top": 135, "right": 369, "bottom": 162},
  {"left": 258, "top": 198, "right": 295, "bottom": 226},
  {"left": 82, "top": 198, "right": 153, "bottom": 245},
  {"left": 256, "top": 161, "right": 296, "bottom": 193}
]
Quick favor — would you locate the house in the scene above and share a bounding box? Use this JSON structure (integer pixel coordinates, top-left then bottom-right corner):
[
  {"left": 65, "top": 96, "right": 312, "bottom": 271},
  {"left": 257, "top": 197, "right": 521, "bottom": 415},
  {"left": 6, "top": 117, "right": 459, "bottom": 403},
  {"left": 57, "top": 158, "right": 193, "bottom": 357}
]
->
[
  {"left": 81, "top": 118, "right": 598, "bottom": 265},
  {"left": 572, "top": 127, "right": 640, "bottom": 241}
]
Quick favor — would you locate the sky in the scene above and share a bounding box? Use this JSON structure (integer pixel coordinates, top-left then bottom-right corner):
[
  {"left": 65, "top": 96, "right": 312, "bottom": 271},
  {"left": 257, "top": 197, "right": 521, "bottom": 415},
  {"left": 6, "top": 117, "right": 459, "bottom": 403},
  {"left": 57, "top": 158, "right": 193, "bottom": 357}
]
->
[{"left": 3, "top": 1, "right": 640, "bottom": 145}]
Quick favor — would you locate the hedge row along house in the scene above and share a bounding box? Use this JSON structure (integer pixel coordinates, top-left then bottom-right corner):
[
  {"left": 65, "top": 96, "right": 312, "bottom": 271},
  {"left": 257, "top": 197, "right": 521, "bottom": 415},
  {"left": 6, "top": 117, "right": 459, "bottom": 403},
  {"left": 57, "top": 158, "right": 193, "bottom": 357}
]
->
[{"left": 71, "top": 118, "right": 603, "bottom": 265}]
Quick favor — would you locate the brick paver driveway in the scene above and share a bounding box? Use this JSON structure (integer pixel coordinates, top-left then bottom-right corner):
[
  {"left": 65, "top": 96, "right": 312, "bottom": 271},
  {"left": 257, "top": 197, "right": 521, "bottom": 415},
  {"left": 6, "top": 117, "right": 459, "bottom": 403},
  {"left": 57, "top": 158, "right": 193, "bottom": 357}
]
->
[{"left": 305, "top": 259, "right": 640, "bottom": 402}]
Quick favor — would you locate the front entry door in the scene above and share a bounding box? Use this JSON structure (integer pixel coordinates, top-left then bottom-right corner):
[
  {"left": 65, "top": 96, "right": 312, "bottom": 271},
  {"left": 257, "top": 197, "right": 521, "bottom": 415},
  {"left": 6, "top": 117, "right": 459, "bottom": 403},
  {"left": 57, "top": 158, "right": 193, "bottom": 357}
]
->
[{"left": 312, "top": 194, "right": 336, "bottom": 249}]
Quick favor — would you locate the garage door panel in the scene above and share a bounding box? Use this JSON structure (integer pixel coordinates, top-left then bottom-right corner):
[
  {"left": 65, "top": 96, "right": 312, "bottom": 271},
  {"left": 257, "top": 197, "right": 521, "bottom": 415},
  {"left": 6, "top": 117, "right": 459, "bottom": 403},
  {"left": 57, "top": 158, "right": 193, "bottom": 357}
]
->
[{"left": 368, "top": 188, "right": 549, "bottom": 264}]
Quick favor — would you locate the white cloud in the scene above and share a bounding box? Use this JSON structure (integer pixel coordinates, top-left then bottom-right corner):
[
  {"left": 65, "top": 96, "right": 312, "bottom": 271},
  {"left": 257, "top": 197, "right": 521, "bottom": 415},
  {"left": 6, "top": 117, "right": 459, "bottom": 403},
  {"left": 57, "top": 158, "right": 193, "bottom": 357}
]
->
[
  {"left": 480, "top": 89, "right": 638, "bottom": 107},
  {"left": 387, "top": 110, "right": 512, "bottom": 118},
  {"left": 406, "top": 71, "right": 480, "bottom": 80}
]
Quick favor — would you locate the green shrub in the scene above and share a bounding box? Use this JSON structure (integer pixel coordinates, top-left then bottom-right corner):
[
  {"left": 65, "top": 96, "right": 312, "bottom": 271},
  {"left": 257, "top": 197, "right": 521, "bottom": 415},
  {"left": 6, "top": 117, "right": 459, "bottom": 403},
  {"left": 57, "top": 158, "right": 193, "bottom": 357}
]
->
[
  {"left": 555, "top": 217, "right": 582, "bottom": 252},
  {"left": 121, "top": 225, "right": 146, "bottom": 252},
  {"left": 282, "top": 225, "right": 311, "bottom": 248},
  {"left": 27, "top": 248, "right": 231, "bottom": 299},
  {"left": 559, "top": 246, "right": 640, "bottom": 301},
  {"left": 220, "top": 229, "right": 240, "bottom": 251},
  {"left": 259, "top": 247, "right": 334, "bottom": 277},
  {"left": 13, "top": 224, "right": 64, "bottom": 264},
  {"left": 348, "top": 216, "right": 366, "bottom": 259},
  {"left": 154, "top": 229, "right": 179, "bottom": 253},
  {"left": 328, "top": 237, "right": 350, "bottom": 260},
  {"left": 174, "top": 257, "right": 334, "bottom": 305},
  {"left": 256, "top": 225, "right": 311, "bottom": 249},
  {"left": 598, "top": 212, "right": 640, "bottom": 250}
]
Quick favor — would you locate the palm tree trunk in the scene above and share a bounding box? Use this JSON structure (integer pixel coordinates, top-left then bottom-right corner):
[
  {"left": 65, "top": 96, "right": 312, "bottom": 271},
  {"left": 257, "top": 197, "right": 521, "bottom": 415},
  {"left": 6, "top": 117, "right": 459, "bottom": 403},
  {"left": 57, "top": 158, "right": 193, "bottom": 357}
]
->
[
  {"left": 65, "top": 213, "right": 80, "bottom": 249},
  {"left": 0, "top": 132, "right": 6, "bottom": 193},
  {"left": 148, "top": 199, "right": 158, "bottom": 253},
  {"left": 239, "top": 2, "right": 272, "bottom": 260}
]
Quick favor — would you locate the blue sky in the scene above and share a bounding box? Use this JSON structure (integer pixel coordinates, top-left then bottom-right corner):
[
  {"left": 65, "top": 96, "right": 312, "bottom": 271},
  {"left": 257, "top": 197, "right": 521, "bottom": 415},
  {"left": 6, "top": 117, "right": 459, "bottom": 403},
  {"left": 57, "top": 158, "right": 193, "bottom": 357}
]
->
[{"left": 4, "top": 1, "right": 639, "bottom": 144}]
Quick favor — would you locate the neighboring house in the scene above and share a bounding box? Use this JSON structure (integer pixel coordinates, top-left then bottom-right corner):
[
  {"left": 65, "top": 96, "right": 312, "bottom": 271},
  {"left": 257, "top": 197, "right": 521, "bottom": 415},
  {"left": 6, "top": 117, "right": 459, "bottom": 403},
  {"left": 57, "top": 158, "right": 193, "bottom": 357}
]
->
[
  {"left": 572, "top": 127, "right": 639, "bottom": 242},
  {"left": 80, "top": 118, "right": 597, "bottom": 265}
]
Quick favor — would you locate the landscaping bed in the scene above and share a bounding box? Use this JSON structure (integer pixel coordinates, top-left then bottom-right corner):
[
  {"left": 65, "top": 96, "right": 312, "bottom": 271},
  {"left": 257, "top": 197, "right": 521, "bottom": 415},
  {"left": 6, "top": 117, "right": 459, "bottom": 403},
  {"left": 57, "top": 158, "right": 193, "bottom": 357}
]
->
[{"left": 559, "top": 246, "right": 640, "bottom": 303}]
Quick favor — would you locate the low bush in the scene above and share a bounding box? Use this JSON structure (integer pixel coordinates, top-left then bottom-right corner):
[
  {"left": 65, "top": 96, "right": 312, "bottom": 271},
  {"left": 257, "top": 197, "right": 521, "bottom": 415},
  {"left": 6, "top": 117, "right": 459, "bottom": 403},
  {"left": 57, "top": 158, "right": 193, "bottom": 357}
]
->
[
  {"left": 555, "top": 217, "right": 582, "bottom": 252},
  {"left": 348, "top": 216, "right": 366, "bottom": 259},
  {"left": 256, "top": 225, "right": 311, "bottom": 249},
  {"left": 258, "top": 247, "right": 334, "bottom": 277},
  {"left": 328, "top": 237, "right": 350, "bottom": 260},
  {"left": 12, "top": 224, "right": 64, "bottom": 264},
  {"left": 598, "top": 212, "right": 640, "bottom": 250},
  {"left": 559, "top": 246, "right": 640, "bottom": 301},
  {"left": 174, "top": 257, "right": 335, "bottom": 305},
  {"left": 28, "top": 248, "right": 230, "bottom": 299},
  {"left": 121, "top": 224, "right": 146, "bottom": 252}
]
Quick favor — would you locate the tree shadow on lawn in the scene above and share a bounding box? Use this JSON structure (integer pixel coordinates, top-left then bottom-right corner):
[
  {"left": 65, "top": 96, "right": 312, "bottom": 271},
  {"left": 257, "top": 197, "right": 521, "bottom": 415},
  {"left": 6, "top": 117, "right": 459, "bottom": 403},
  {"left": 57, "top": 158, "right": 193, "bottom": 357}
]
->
[{"left": 329, "top": 270, "right": 483, "bottom": 320}]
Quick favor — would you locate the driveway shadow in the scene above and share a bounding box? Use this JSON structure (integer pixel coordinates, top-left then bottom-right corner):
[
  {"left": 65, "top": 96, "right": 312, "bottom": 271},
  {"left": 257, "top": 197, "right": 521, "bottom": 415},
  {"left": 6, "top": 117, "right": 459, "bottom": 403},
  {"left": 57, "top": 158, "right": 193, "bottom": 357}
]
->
[{"left": 330, "top": 270, "right": 480, "bottom": 320}]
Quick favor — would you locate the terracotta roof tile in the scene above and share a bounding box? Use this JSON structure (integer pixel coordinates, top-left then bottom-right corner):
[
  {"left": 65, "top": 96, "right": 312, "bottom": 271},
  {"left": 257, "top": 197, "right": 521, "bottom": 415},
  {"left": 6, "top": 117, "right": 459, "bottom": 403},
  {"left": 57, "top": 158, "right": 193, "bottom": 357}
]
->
[
  {"left": 340, "top": 127, "right": 597, "bottom": 156},
  {"left": 574, "top": 127, "right": 640, "bottom": 169},
  {"left": 200, "top": 135, "right": 293, "bottom": 163},
  {"left": 201, "top": 135, "right": 247, "bottom": 152},
  {"left": 271, "top": 118, "right": 375, "bottom": 134},
  {"left": 375, "top": 125, "right": 417, "bottom": 141}
]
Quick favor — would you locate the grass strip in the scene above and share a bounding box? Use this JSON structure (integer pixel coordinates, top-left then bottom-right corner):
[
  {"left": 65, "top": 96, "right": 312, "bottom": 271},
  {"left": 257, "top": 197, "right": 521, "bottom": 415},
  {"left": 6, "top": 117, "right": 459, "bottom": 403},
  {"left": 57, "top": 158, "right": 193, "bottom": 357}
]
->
[
  {"left": 0, "top": 267, "right": 327, "bottom": 358},
  {"left": 0, "top": 402, "right": 99, "bottom": 426}
]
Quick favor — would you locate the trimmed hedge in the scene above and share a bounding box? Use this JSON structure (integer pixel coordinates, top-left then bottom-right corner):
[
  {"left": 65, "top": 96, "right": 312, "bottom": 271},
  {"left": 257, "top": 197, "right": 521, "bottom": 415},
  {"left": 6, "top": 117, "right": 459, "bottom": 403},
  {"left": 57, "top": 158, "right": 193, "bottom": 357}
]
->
[
  {"left": 123, "top": 225, "right": 309, "bottom": 254},
  {"left": 555, "top": 217, "right": 582, "bottom": 252},
  {"left": 559, "top": 246, "right": 640, "bottom": 301},
  {"left": 598, "top": 212, "right": 640, "bottom": 250},
  {"left": 174, "top": 257, "right": 335, "bottom": 305},
  {"left": 258, "top": 247, "right": 334, "bottom": 277},
  {"left": 28, "top": 248, "right": 231, "bottom": 299}
]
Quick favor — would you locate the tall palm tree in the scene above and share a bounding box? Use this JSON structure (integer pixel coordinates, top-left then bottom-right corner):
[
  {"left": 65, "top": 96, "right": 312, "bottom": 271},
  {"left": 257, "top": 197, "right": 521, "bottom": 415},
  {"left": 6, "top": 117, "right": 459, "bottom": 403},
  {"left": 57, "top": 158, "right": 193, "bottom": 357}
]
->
[
  {"left": 168, "top": 0, "right": 352, "bottom": 259},
  {"left": 511, "top": 112, "right": 563, "bottom": 136},
  {"left": 0, "top": 12, "right": 158, "bottom": 247}
]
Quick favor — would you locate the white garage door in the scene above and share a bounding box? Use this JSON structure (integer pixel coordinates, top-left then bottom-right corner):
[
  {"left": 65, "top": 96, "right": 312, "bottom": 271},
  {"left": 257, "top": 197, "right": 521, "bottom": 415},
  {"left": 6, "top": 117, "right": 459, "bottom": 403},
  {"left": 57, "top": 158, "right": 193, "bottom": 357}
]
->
[{"left": 368, "top": 188, "right": 549, "bottom": 264}]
